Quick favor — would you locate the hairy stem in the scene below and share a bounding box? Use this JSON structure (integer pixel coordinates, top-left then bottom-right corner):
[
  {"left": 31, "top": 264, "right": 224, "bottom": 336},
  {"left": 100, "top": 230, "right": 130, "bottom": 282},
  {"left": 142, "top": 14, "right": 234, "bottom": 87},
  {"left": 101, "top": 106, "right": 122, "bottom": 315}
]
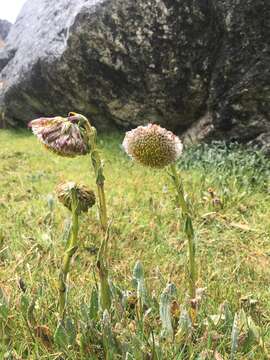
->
[
  {"left": 86, "top": 122, "right": 111, "bottom": 311},
  {"left": 170, "top": 163, "right": 196, "bottom": 299},
  {"left": 58, "top": 189, "right": 79, "bottom": 320}
]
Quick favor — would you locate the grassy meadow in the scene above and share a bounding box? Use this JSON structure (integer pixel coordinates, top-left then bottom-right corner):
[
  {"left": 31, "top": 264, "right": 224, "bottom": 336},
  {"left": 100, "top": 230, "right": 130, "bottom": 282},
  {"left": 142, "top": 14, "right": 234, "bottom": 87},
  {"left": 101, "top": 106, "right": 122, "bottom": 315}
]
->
[{"left": 0, "top": 129, "right": 270, "bottom": 359}]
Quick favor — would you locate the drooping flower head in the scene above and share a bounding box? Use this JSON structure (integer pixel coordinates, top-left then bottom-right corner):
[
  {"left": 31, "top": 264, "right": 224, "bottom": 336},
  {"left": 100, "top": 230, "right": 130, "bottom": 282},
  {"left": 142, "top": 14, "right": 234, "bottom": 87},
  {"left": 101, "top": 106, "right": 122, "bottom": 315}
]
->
[
  {"left": 28, "top": 113, "right": 91, "bottom": 157},
  {"left": 56, "top": 181, "right": 96, "bottom": 214},
  {"left": 123, "top": 124, "right": 183, "bottom": 168}
]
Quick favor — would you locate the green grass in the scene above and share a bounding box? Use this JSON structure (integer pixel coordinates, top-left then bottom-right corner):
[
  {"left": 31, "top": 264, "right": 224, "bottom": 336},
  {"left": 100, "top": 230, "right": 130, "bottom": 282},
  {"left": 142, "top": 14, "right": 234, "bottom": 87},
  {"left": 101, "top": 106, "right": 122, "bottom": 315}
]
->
[{"left": 0, "top": 130, "right": 270, "bottom": 359}]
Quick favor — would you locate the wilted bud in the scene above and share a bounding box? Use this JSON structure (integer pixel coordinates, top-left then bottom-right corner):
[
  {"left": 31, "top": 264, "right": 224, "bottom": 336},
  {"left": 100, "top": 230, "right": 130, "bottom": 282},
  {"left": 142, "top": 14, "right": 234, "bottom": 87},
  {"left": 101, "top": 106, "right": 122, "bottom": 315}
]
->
[
  {"left": 171, "top": 300, "right": 181, "bottom": 319},
  {"left": 128, "top": 320, "right": 137, "bottom": 333},
  {"left": 29, "top": 113, "right": 90, "bottom": 157},
  {"left": 190, "top": 287, "right": 207, "bottom": 310},
  {"left": 122, "top": 124, "right": 183, "bottom": 168},
  {"left": 56, "top": 181, "right": 95, "bottom": 214}
]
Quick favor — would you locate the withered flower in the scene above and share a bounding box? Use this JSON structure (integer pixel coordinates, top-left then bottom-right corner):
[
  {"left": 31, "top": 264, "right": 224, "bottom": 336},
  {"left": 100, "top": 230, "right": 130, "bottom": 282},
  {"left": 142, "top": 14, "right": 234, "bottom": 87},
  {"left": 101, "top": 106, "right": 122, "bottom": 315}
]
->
[{"left": 29, "top": 113, "right": 90, "bottom": 157}]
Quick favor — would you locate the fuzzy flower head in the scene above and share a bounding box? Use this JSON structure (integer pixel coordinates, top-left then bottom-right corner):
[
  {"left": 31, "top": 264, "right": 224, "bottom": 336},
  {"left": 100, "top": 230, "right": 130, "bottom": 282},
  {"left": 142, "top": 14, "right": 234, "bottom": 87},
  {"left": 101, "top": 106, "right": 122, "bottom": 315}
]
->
[
  {"left": 29, "top": 113, "right": 90, "bottom": 157},
  {"left": 123, "top": 124, "right": 183, "bottom": 168},
  {"left": 56, "top": 181, "right": 96, "bottom": 214}
]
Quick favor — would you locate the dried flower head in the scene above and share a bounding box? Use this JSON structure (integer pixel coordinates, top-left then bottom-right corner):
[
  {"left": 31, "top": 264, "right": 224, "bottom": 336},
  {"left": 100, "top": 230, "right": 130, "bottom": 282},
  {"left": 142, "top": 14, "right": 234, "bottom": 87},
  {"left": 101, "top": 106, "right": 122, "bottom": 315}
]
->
[
  {"left": 29, "top": 113, "right": 90, "bottom": 157},
  {"left": 123, "top": 124, "right": 183, "bottom": 168},
  {"left": 56, "top": 181, "right": 96, "bottom": 214}
]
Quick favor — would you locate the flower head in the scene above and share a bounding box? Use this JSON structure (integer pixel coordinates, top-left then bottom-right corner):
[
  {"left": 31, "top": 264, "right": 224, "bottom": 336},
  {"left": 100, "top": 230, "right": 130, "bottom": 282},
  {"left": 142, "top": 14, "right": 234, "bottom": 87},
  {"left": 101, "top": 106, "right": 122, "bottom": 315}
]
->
[
  {"left": 56, "top": 181, "right": 96, "bottom": 214},
  {"left": 123, "top": 124, "right": 183, "bottom": 168},
  {"left": 29, "top": 113, "right": 90, "bottom": 157}
]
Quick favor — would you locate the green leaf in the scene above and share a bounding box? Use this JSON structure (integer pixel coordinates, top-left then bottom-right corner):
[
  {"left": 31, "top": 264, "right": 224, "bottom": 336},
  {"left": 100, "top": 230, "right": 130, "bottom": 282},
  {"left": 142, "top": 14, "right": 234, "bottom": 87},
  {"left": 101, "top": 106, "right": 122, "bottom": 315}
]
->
[
  {"left": 223, "top": 301, "right": 233, "bottom": 326},
  {"left": 133, "top": 261, "right": 148, "bottom": 308},
  {"left": 247, "top": 316, "right": 260, "bottom": 342},
  {"left": 54, "top": 321, "right": 68, "bottom": 348},
  {"left": 231, "top": 313, "right": 239, "bottom": 359},
  {"left": 0, "top": 289, "right": 9, "bottom": 322},
  {"left": 0, "top": 303, "right": 8, "bottom": 322},
  {"left": 54, "top": 318, "right": 77, "bottom": 348},
  {"left": 178, "top": 309, "right": 192, "bottom": 334},
  {"left": 102, "top": 310, "right": 117, "bottom": 359},
  {"left": 20, "top": 295, "right": 30, "bottom": 316},
  {"left": 185, "top": 216, "right": 194, "bottom": 239},
  {"left": 66, "top": 317, "right": 76, "bottom": 345},
  {"left": 89, "top": 287, "right": 99, "bottom": 321},
  {"left": 159, "top": 283, "right": 176, "bottom": 339},
  {"left": 175, "top": 308, "right": 192, "bottom": 344}
]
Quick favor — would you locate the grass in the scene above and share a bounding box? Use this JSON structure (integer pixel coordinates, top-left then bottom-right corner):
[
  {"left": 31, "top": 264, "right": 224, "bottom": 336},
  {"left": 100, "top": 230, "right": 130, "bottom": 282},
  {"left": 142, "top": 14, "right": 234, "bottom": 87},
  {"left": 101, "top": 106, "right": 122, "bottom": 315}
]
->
[{"left": 0, "top": 129, "right": 270, "bottom": 359}]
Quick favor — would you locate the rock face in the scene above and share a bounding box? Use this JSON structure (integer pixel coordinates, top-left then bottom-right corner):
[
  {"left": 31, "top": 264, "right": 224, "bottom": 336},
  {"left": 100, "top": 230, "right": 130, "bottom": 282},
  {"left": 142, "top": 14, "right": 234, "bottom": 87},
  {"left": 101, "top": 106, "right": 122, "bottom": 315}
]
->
[
  {"left": 0, "top": 20, "right": 11, "bottom": 41},
  {"left": 0, "top": 20, "right": 12, "bottom": 48},
  {"left": 0, "top": 0, "right": 269, "bottom": 144}
]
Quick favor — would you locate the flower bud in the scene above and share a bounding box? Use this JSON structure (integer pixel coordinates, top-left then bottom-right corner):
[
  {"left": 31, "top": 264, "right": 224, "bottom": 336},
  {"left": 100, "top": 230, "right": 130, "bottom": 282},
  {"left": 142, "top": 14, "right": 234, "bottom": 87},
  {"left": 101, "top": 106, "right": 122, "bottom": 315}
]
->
[{"left": 56, "top": 181, "right": 95, "bottom": 214}]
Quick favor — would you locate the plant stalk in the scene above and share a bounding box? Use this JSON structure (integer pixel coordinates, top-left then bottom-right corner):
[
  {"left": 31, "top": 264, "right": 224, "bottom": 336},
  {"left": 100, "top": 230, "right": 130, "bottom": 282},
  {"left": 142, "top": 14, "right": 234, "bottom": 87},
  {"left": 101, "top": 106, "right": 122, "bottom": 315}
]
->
[
  {"left": 85, "top": 122, "right": 111, "bottom": 311},
  {"left": 170, "top": 164, "right": 197, "bottom": 300},
  {"left": 58, "top": 189, "right": 79, "bottom": 320},
  {"left": 97, "top": 225, "right": 111, "bottom": 311}
]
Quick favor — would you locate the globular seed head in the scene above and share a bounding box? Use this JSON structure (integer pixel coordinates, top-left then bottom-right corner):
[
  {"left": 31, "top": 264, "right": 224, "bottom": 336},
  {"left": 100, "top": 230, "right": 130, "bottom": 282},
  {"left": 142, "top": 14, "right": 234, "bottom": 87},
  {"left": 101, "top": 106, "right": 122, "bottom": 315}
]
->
[
  {"left": 56, "top": 181, "right": 96, "bottom": 214},
  {"left": 123, "top": 124, "right": 183, "bottom": 169},
  {"left": 28, "top": 114, "right": 90, "bottom": 157}
]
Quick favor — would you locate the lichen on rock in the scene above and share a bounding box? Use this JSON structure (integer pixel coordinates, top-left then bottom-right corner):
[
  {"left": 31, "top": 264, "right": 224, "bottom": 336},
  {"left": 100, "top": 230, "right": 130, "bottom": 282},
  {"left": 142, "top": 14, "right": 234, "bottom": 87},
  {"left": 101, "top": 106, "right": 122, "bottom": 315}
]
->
[{"left": 0, "top": 0, "right": 269, "bottom": 147}]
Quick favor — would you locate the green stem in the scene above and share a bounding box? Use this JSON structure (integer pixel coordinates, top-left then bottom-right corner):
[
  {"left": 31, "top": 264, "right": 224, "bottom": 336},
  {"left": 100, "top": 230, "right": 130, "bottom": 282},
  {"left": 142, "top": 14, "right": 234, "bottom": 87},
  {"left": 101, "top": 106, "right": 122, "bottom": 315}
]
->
[
  {"left": 170, "top": 163, "right": 196, "bottom": 299},
  {"left": 97, "top": 258, "right": 111, "bottom": 311},
  {"left": 96, "top": 225, "right": 111, "bottom": 311},
  {"left": 92, "top": 149, "right": 108, "bottom": 233},
  {"left": 58, "top": 189, "right": 79, "bottom": 320},
  {"left": 85, "top": 123, "right": 108, "bottom": 232},
  {"left": 85, "top": 122, "right": 111, "bottom": 311}
]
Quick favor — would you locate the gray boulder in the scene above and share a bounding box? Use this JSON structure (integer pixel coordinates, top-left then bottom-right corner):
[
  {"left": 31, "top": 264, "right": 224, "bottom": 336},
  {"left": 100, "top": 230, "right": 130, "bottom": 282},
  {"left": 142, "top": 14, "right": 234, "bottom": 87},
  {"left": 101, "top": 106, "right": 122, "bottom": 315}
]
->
[
  {"left": 0, "top": 0, "right": 269, "bottom": 144},
  {"left": 0, "top": 20, "right": 11, "bottom": 41},
  {"left": 0, "top": 19, "right": 12, "bottom": 48}
]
